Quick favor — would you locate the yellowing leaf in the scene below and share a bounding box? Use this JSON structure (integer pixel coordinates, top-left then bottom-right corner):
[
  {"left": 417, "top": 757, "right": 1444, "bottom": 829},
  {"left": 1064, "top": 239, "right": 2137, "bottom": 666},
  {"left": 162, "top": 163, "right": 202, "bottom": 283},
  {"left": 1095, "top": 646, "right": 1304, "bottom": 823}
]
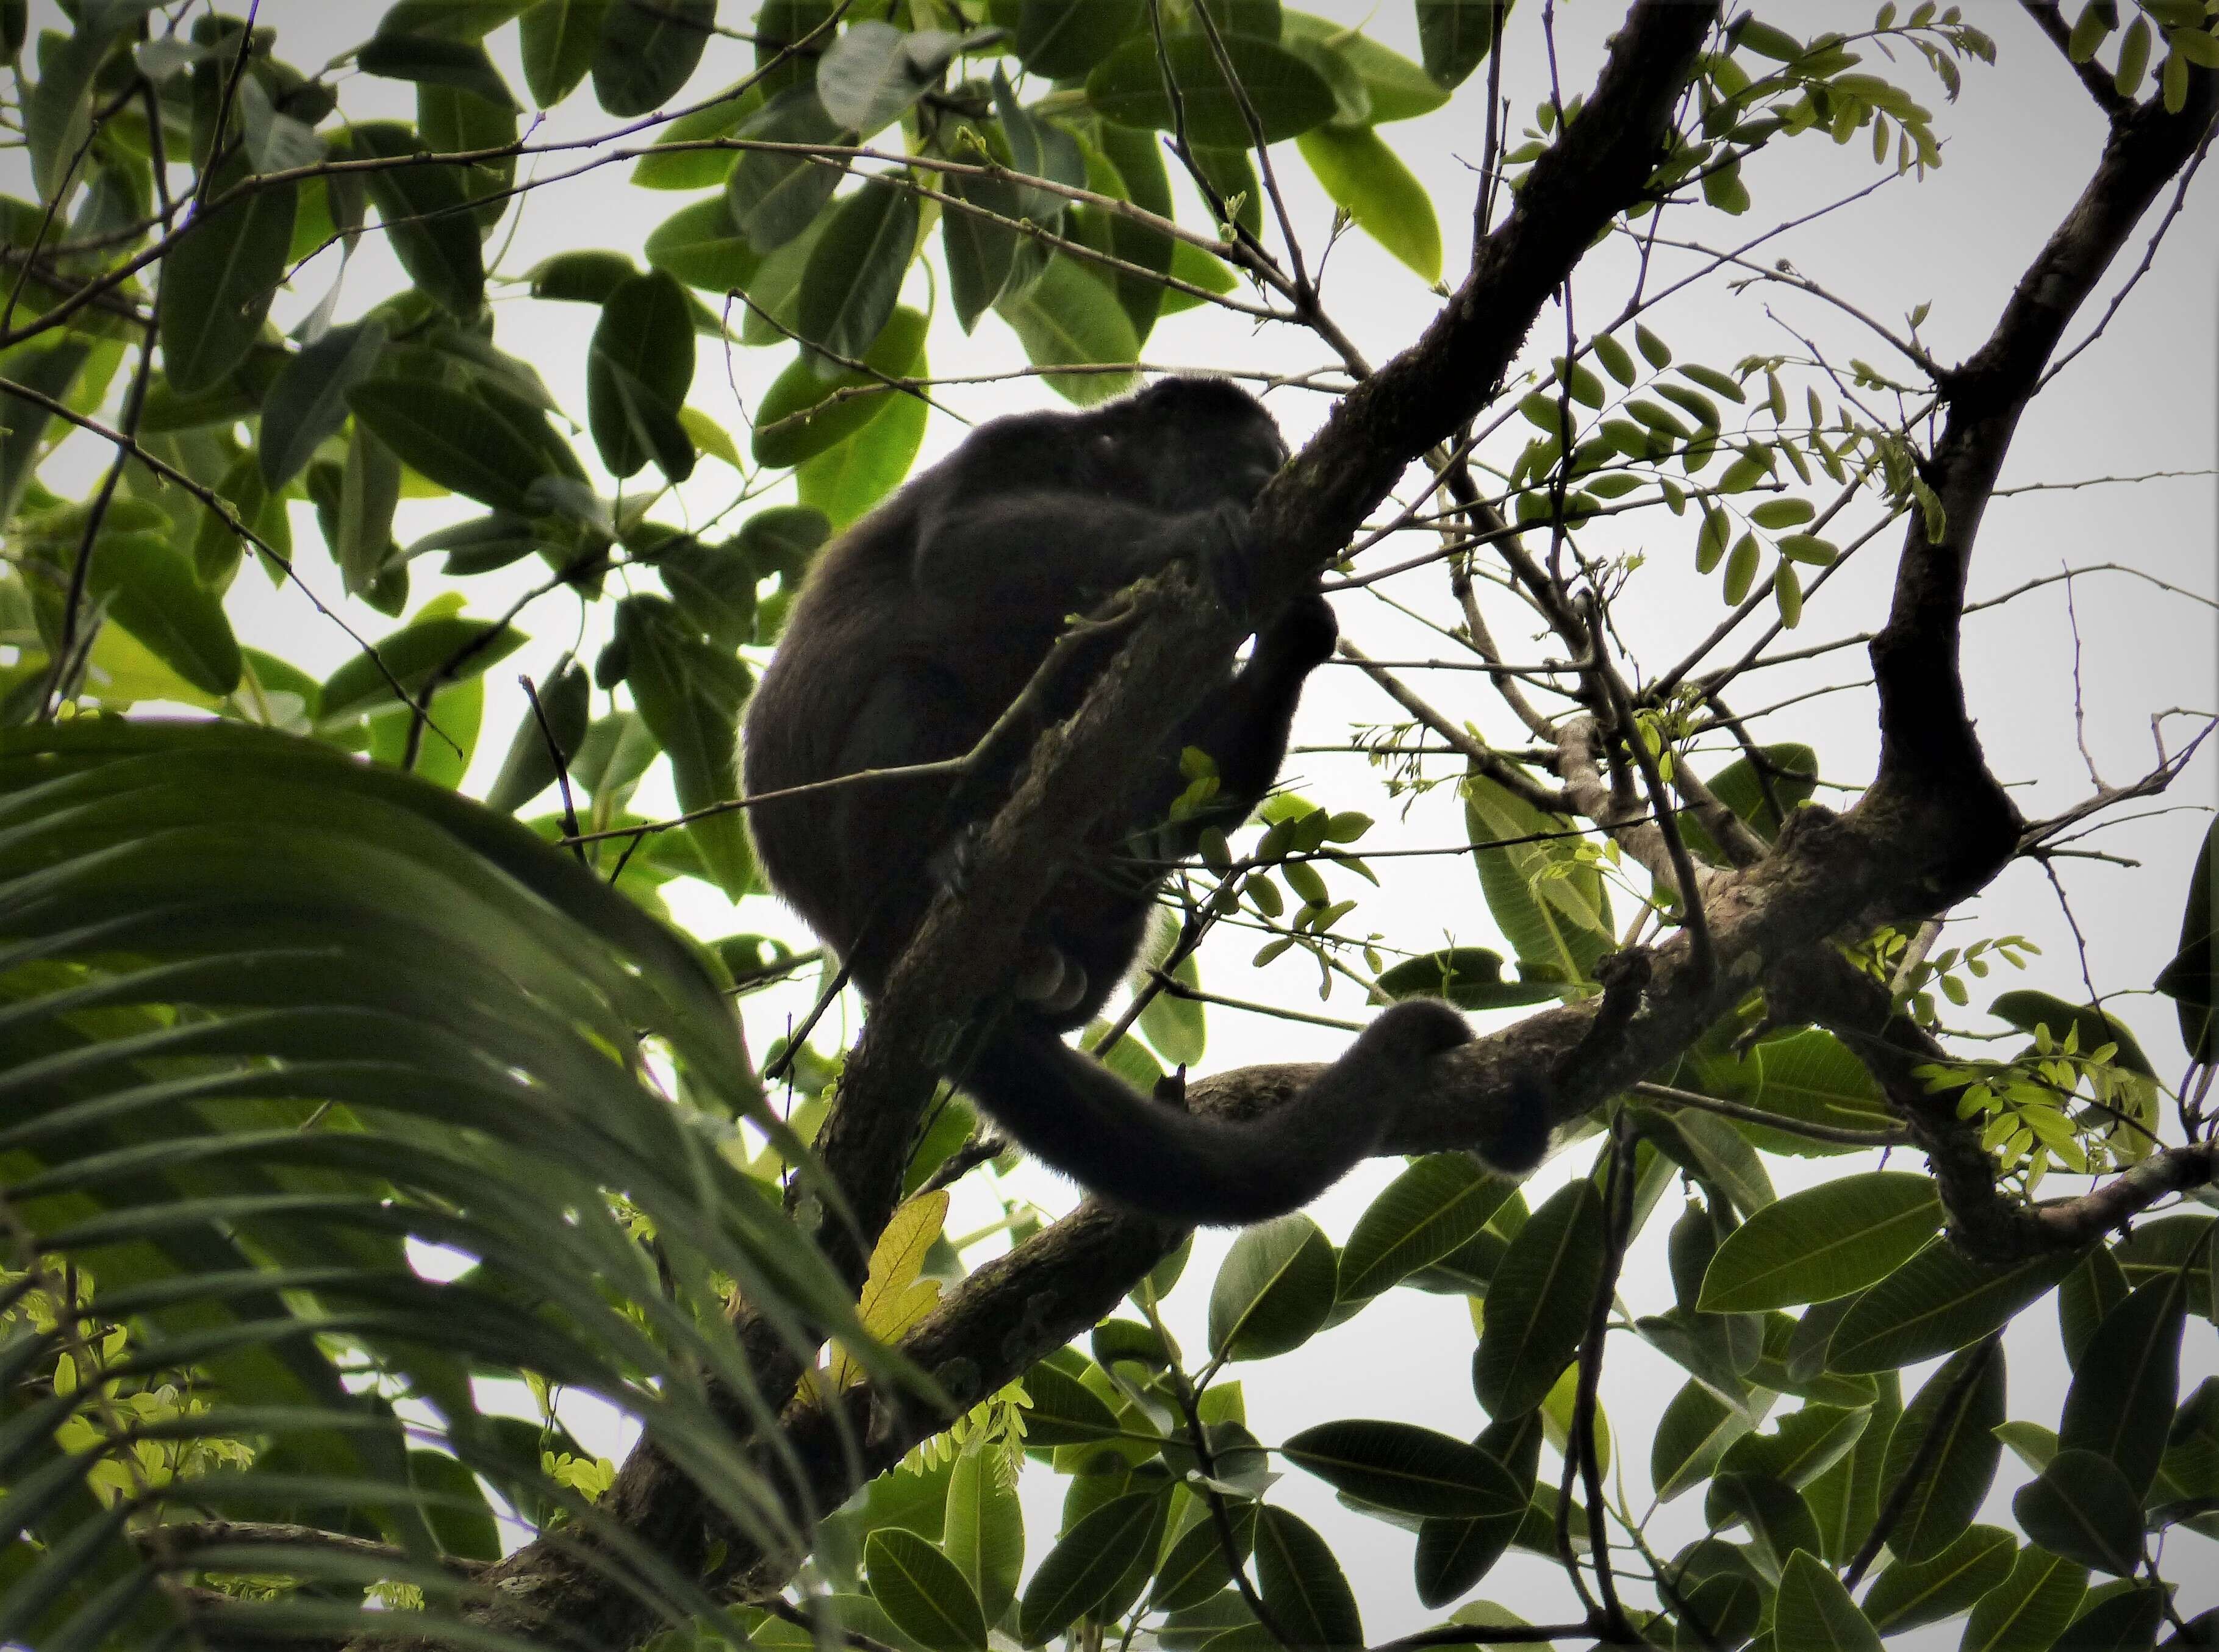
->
[{"left": 831, "top": 1189, "right": 948, "bottom": 1388}]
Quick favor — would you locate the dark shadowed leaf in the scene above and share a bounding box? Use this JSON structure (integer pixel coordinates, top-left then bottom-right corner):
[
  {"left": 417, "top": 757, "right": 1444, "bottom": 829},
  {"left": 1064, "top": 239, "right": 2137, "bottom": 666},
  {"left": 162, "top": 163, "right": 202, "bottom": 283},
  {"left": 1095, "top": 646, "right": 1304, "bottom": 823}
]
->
[
  {"left": 796, "top": 180, "right": 920, "bottom": 368},
  {"left": 349, "top": 121, "right": 486, "bottom": 316},
  {"left": 592, "top": 0, "right": 713, "bottom": 115},
  {"left": 1699, "top": 1173, "right": 1942, "bottom": 1312},
  {"left": 1878, "top": 1340, "right": 2006, "bottom": 1562},
  {"left": 1254, "top": 1506, "right": 1361, "bottom": 1650},
  {"left": 998, "top": 258, "right": 1141, "bottom": 405},
  {"left": 588, "top": 270, "right": 697, "bottom": 480},
  {"left": 753, "top": 307, "right": 927, "bottom": 468},
  {"left": 1019, "top": 1492, "right": 1159, "bottom": 1645},
  {"left": 1829, "top": 1242, "right": 2075, "bottom": 1374},
  {"left": 1776, "top": 1550, "right": 1882, "bottom": 1652},
  {"left": 1015, "top": 0, "right": 1144, "bottom": 76},
  {"left": 2054, "top": 1584, "right": 2167, "bottom": 1652},
  {"left": 1414, "top": 0, "right": 1498, "bottom": 88},
  {"left": 1472, "top": 1179, "right": 1604, "bottom": 1420},
  {"left": 725, "top": 87, "right": 851, "bottom": 252},
  {"left": 614, "top": 595, "right": 753, "bottom": 898},
  {"left": 520, "top": 0, "right": 611, "bottom": 107},
  {"left": 348, "top": 379, "right": 572, "bottom": 514},
  {"left": 1086, "top": 30, "right": 1335, "bottom": 145},
  {"left": 2060, "top": 1273, "right": 2187, "bottom": 1495},
  {"left": 1863, "top": 1524, "right": 2016, "bottom": 1634},
  {"left": 258, "top": 320, "right": 388, "bottom": 489},
  {"left": 1338, "top": 1154, "right": 1516, "bottom": 1301},
  {"left": 2014, "top": 1450, "right": 2145, "bottom": 1578},
  {"left": 158, "top": 163, "right": 299, "bottom": 396},
  {"left": 1209, "top": 1215, "right": 1336, "bottom": 1361},
  {"left": 645, "top": 196, "right": 762, "bottom": 293},
  {"left": 1283, "top": 1420, "right": 1522, "bottom": 1519},
  {"left": 1962, "top": 1547, "right": 2087, "bottom": 1652}
]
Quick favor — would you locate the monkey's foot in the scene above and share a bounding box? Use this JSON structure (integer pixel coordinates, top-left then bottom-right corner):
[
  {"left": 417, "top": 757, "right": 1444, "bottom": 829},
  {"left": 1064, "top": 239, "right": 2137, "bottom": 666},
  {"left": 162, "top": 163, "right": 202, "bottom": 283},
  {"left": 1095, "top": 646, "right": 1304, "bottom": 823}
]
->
[{"left": 1012, "top": 943, "right": 1089, "bottom": 1014}]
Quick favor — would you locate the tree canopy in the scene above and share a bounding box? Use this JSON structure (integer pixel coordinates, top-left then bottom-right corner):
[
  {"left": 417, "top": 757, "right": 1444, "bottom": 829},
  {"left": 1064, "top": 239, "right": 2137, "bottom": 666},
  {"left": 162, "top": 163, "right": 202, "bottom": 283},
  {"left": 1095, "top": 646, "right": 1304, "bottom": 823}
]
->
[{"left": 0, "top": 2, "right": 2214, "bottom": 1650}]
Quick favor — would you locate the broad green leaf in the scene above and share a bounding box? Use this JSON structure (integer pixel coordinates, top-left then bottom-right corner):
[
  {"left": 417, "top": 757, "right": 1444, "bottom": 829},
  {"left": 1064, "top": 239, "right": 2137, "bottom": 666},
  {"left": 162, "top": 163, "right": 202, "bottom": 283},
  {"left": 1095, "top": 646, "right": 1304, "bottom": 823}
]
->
[
  {"left": 726, "top": 88, "right": 850, "bottom": 253},
  {"left": 0, "top": 338, "right": 92, "bottom": 521},
  {"left": 1208, "top": 1214, "right": 1336, "bottom": 1361},
  {"left": 2013, "top": 1450, "right": 2145, "bottom": 1578},
  {"left": 337, "top": 417, "right": 404, "bottom": 598},
  {"left": 797, "top": 180, "right": 920, "bottom": 367},
  {"left": 1960, "top": 1547, "right": 2087, "bottom": 1652},
  {"left": 1704, "top": 1471, "right": 1822, "bottom": 1582},
  {"left": 944, "top": 1439, "right": 1022, "bottom": 1624},
  {"left": 1829, "top": 1242, "right": 2076, "bottom": 1374},
  {"left": 359, "top": 32, "right": 517, "bottom": 108},
  {"left": 1414, "top": 0, "right": 1498, "bottom": 88},
  {"left": 1990, "top": 990, "right": 2158, "bottom": 1079},
  {"left": 2053, "top": 1585, "right": 2167, "bottom": 1652},
  {"left": 2060, "top": 1246, "right": 2133, "bottom": 1371},
  {"left": 1699, "top": 1173, "right": 1942, "bottom": 1311},
  {"left": 1019, "top": 1491, "right": 1159, "bottom": 1645},
  {"left": 1338, "top": 1154, "right": 1515, "bottom": 1301},
  {"left": 817, "top": 21, "right": 959, "bottom": 135},
  {"left": 998, "top": 258, "right": 1141, "bottom": 405},
  {"left": 1879, "top": 1341, "right": 2006, "bottom": 1562},
  {"left": 614, "top": 595, "right": 754, "bottom": 899},
  {"left": 797, "top": 383, "right": 928, "bottom": 528},
  {"left": 189, "top": 449, "right": 290, "bottom": 589},
  {"left": 1376, "top": 946, "right": 1560, "bottom": 1010},
  {"left": 257, "top": 320, "right": 388, "bottom": 490},
  {"left": 1472, "top": 1179, "right": 1604, "bottom": 1420},
  {"left": 1295, "top": 123, "right": 1440, "bottom": 281},
  {"left": 753, "top": 307, "right": 928, "bottom": 468},
  {"left": 1463, "top": 773, "right": 1612, "bottom": 987},
  {"left": 1014, "top": 1360, "right": 1122, "bottom": 1447},
  {"left": 652, "top": 535, "right": 757, "bottom": 647},
  {"left": 593, "top": 0, "right": 713, "bottom": 115},
  {"left": 1718, "top": 1404, "right": 1869, "bottom": 1491},
  {"left": 1651, "top": 1378, "right": 1754, "bottom": 1503},
  {"left": 1864, "top": 1525, "right": 2016, "bottom": 1635},
  {"left": 350, "top": 121, "right": 486, "bottom": 316},
  {"left": 157, "top": 163, "right": 298, "bottom": 397},
  {"left": 588, "top": 270, "right": 697, "bottom": 480},
  {"left": 84, "top": 531, "right": 242, "bottom": 697},
  {"left": 1150, "top": 1501, "right": 1254, "bottom": 1613},
  {"left": 865, "top": 1529, "right": 988, "bottom": 1652},
  {"left": 1282, "top": 1420, "right": 1522, "bottom": 1518},
  {"left": 632, "top": 83, "right": 763, "bottom": 188},
  {"left": 520, "top": 0, "right": 611, "bottom": 107},
  {"left": 319, "top": 613, "right": 526, "bottom": 723},
  {"left": 1660, "top": 1540, "right": 1768, "bottom": 1651},
  {"left": 645, "top": 196, "right": 762, "bottom": 293},
  {"left": 1281, "top": 14, "right": 1447, "bottom": 122},
  {"left": 2059, "top": 1273, "right": 2187, "bottom": 1495},
  {"left": 1776, "top": 1550, "right": 1882, "bottom": 1652},
  {"left": 1137, "top": 953, "right": 1206, "bottom": 1067},
  {"left": 1086, "top": 32, "right": 1335, "bottom": 145},
  {"left": 1014, "top": 0, "right": 1145, "bottom": 76},
  {"left": 941, "top": 160, "right": 1026, "bottom": 334},
  {"left": 348, "top": 379, "right": 573, "bottom": 515},
  {"left": 1253, "top": 1506, "right": 1361, "bottom": 1650},
  {"left": 486, "top": 659, "right": 589, "bottom": 814}
]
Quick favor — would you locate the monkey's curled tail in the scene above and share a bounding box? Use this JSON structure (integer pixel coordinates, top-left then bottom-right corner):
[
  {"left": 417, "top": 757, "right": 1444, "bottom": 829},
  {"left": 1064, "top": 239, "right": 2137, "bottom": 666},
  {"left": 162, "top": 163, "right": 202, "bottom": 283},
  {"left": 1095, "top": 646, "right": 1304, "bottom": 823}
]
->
[{"left": 957, "top": 999, "right": 1546, "bottom": 1225}]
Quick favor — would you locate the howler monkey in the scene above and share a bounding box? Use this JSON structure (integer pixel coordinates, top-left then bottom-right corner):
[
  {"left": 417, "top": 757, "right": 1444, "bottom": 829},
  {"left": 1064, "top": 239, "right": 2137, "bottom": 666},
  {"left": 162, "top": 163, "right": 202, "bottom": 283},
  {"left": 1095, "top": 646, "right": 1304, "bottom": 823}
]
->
[{"left": 742, "top": 377, "right": 1547, "bottom": 1223}]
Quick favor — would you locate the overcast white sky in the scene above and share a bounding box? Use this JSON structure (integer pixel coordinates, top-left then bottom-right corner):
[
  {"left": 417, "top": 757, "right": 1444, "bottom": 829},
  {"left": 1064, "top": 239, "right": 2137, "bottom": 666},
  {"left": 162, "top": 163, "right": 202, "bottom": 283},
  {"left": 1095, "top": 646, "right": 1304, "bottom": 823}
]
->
[{"left": 7, "top": 0, "right": 2217, "bottom": 1638}]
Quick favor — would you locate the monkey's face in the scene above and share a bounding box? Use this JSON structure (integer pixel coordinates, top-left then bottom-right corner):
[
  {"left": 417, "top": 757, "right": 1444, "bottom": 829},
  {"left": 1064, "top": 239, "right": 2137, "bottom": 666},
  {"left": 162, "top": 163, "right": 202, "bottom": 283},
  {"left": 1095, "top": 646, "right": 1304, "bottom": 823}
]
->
[{"left": 1089, "top": 404, "right": 1287, "bottom": 517}]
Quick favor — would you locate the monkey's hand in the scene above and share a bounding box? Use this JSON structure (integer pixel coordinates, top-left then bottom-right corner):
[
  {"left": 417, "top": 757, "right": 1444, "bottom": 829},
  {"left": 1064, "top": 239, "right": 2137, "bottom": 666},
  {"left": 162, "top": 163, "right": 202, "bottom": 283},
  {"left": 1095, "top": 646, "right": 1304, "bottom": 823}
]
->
[{"left": 1258, "top": 588, "right": 1338, "bottom": 670}]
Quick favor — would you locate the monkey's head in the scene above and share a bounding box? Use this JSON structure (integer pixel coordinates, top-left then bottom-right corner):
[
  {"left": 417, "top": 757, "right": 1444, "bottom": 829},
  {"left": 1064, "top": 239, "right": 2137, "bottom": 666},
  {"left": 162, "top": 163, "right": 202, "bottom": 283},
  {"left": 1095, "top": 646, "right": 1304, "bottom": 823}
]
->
[{"left": 953, "top": 377, "right": 1287, "bottom": 517}]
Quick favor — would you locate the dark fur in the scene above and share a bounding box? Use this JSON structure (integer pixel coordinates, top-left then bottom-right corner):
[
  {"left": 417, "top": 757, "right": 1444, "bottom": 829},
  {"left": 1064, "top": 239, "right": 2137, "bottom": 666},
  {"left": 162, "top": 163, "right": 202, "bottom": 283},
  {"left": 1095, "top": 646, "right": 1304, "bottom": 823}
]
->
[{"left": 742, "top": 377, "right": 1542, "bottom": 1223}]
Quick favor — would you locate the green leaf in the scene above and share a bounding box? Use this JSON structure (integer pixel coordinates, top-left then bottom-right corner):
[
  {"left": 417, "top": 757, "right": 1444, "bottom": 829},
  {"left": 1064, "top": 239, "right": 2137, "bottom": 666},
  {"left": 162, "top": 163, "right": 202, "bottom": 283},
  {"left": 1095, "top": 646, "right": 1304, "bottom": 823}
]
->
[
  {"left": 754, "top": 307, "right": 928, "bottom": 468},
  {"left": 797, "top": 179, "right": 920, "bottom": 367},
  {"left": 257, "top": 320, "right": 388, "bottom": 490},
  {"left": 941, "top": 160, "right": 1025, "bottom": 334},
  {"left": 1961, "top": 1546, "right": 2088, "bottom": 1652},
  {"left": 797, "top": 380, "right": 928, "bottom": 529},
  {"left": 337, "top": 417, "right": 404, "bottom": 598},
  {"left": 349, "top": 121, "right": 486, "bottom": 316},
  {"left": 2157, "top": 822, "right": 2215, "bottom": 1062},
  {"left": 84, "top": 531, "right": 242, "bottom": 697},
  {"left": 645, "top": 195, "right": 762, "bottom": 293},
  {"left": 726, "top": 87, "right": 850, "bottom": 253},
  {"left": 1282, "top": 1420, "right": 1523, "bottom": 1519},
  {"left": 944, "top": 1439, "right": 1023, "bottom": 1625},
  {"left": 1413, "top": 0, "right": 1498, "bottom": 89},
  {"left": 1989, "top": 990, "right": 2157, "bottom": 1078},
  {"left": 1863, "top": 1525, "right": 2016, "bottom": 1634},
  {"left": 1829, "top": 1242, "right": 2076, "bottom": 1375},
  {"left": 1138, "top": 954, "right": 1207, "bottom": 1067},
  {"left": 1086, "top": 32, "right": 1336, "bottom": 145},
  {"left": 1253, "top": 1506, "right": 1361, "bottom": 1650},
  {"left": 1718, "top": 1404, "right": 1870, "bottom": 1491},
  {"left": 487, "top": 659, "right": 589, "bottom": 814},
  {"left": 633, "top": 82, "right": 764, "bottom": 187},
  {"left": 1209, "top": 1214, "right": 1336, "bottom": 1361},
  {"left": 1699, "top": 1173, "right": 1942, "bottom": 1312},
  {"left": 593, "top": 0, "right": 712, "bottom": 115},
  {"left": 359, "top": 32, "right": 517, "bottom": 108},
  {"left": 817, "top": 21, "right": 958, "bottom": 136},
  {"left": 1776, "top": 1550, "right": 1882, "bottom": 1652},
  {"left": 614, "top": 595, "right": 753, "bottom": 899},
  {"left": 865, "top": 1529, "right": 988, "bottom": 1652},
  {"left": 1294, "top": 124, "right": 1440, "bottom": 282},
  {"left": 1651, "top": 1379, "right": 1753, "bottom": 1503},
  {"left": 1151, "top": 1501, "right": 1255, "bottom": 1613},
  {"left": 997, "top": 258, "right": 1142, "bottom": 405},
  {"left": 1704, "top": 1471, "right": 1822, "bottom": 1581},
  {"left": 2053, "top": 1585, "right": 2167, "bottom": 1652},
  {"left": 1019, "top": 1492, "right": 1160, "bottom": 1645},
  {"left": 1463, "top": 774, "right": 1613, "bottom": 987},
  {"left": 1339, "top": 1154, "right": 1516, "bottom": 1301},
  {"left": 1877, "top": 1340, "right": 2007, "bottom": 1562},
  {"left": 1280, "top": 15, "right": 1446, "bottom": 123},
  {"left": 348, "top": 379, "right": 572, "bottom": 514},
  {"left": 1015, "top": 0, "right": 1145, "bottom": 76},
  {"left": 1472, "top": 1179, "right": 1605, "bottom": 1419},
  {"left": 157, "top": 162, "right": 299, "bottom": 397},
  {"left": 1017, "top": 1360, "right": 1122, "bottom": 1446},
  {"left": 588, "top": 270, "right": 697, "bottom": 480},
  {"left": 2059, "top": 1273, "right": 2187, "bottom": 1496},
  {"left": 319, "top": 613, "right": 526, "bottom": 723},
  {"left": 520, "top": 0, "right": 611, "bottom": 107},
  {"left": 2013, "top": 1451, "right": 2145, "bottom": 1578},
  {"left": 1376, "top": 947, "right": 1559, "bottom": 1011}
]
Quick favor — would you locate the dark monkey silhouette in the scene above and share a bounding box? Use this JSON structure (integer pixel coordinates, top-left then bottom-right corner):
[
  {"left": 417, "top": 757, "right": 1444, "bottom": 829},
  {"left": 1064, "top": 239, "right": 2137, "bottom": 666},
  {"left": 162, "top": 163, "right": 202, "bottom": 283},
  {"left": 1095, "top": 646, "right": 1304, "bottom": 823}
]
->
[{"left": 742, "top": 377, "right": 1548, "bottom": 1223}]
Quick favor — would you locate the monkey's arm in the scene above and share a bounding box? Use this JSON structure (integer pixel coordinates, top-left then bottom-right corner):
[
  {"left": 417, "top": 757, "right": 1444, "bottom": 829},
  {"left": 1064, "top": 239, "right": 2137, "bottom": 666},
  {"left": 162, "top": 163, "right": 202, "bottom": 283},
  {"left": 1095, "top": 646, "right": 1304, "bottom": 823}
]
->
[{"left": 910, "top": 493, "right": 1251, "bottom": 617}]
